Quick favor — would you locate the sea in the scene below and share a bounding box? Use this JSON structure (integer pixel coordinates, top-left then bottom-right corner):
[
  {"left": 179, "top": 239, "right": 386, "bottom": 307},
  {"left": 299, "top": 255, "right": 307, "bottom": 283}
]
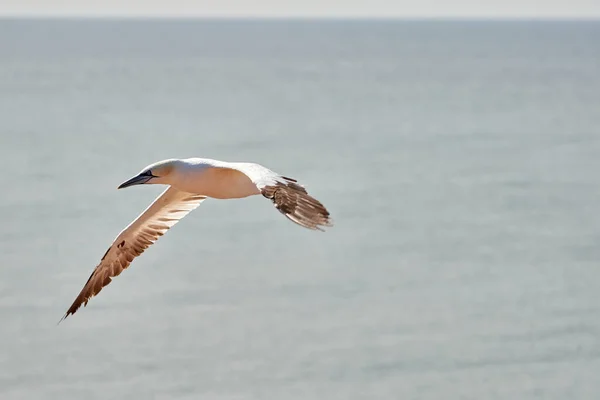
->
[{"left": 0, "top": 18, "right": 599, "bottom": 399}]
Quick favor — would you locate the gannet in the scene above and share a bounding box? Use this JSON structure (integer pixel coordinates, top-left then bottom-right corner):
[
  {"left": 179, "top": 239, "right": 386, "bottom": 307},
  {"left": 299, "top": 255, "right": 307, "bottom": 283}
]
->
[{"left": 60, "top": 158, "right": 332, "bottom": 322}]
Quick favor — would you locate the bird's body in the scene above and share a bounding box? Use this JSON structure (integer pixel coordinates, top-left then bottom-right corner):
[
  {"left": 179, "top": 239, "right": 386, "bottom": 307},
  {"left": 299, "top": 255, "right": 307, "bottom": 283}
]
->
[
  {"left": 167, "top": 158, "right": 262, "bottom": 198},
  {"left": 60, "top": 158, "right": 332, "bottom": 321}
]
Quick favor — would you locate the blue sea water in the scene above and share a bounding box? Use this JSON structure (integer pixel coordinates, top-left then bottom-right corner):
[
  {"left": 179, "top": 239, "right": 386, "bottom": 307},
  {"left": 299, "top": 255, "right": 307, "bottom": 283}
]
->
[{"left": 0, "top": 19, "right": 599, "bottom": 399}]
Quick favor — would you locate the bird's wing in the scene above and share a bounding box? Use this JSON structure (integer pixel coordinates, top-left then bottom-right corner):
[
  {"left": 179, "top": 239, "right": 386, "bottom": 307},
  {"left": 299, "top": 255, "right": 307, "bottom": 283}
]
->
[
  {"left": 233, "top": 163, "right": 333, "bottom": 231},
  {"left": 60, "top": 187, "right": 206, "bottom": 321}
]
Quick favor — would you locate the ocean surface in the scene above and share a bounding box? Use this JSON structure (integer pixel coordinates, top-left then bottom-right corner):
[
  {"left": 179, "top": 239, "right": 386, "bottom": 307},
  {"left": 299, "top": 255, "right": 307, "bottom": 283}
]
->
[{"left": 1, "top": 19, "right": 599, "bottom": 399}]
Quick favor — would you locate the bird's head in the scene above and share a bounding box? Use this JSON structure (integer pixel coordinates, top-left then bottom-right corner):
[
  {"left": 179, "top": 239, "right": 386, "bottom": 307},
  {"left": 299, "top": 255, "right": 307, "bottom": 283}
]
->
[{"left": 117, "top": 159, "right": 179, "bottom": 189}]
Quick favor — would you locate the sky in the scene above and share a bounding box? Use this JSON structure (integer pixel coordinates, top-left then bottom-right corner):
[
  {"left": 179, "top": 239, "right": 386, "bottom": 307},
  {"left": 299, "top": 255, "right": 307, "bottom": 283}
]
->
[{"left": 1, "top": 0, "right": 599, "bottom": 18}]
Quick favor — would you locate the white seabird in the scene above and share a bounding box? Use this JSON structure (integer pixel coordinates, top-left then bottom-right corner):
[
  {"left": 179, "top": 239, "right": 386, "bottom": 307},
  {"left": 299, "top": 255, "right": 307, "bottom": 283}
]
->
[{"left": 60, "top": 158, "right": 332, "bottom": 321}]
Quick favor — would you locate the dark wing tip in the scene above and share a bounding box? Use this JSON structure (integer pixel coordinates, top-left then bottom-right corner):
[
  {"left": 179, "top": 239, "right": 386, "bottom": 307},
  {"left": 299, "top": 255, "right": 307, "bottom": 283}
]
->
[
  {"left": 262, "top": 180, "right": 332, "bottom": 230},
  {"left": 57, "top": 305, "right": 80, "bottom": 325},
  {"left": 59, "top": 245, "right": 120, "bottom": 323},
  {"left": 58, "top": 289, "right": 90, "bottom": 324}
]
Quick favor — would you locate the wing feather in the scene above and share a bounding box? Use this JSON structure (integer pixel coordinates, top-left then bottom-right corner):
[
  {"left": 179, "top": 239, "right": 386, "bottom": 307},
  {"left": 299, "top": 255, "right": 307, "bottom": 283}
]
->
[
  {"left": 230, "top": 163, "right": 333, "bottom": 231},
  {"left": 60, "top": 187, "right": 206, "bottom": 321}
]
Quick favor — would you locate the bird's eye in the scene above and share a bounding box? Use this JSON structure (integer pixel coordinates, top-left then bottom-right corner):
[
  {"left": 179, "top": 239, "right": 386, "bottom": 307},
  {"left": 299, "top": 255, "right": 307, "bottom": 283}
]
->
[{"left": 143, "top": 170, "right": 153, "bottom": 176}]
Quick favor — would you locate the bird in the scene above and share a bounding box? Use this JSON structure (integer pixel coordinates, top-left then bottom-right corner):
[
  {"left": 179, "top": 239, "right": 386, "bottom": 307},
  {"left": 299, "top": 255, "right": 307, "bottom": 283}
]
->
[{"left": 59, "top": 158, "right": 332, "bottom": 322}]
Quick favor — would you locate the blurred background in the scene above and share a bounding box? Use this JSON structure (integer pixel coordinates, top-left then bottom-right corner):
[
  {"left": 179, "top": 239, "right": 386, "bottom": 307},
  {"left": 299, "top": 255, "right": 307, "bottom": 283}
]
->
[{"left": 1, "top": 12, "right": 599, "bottom": 400}]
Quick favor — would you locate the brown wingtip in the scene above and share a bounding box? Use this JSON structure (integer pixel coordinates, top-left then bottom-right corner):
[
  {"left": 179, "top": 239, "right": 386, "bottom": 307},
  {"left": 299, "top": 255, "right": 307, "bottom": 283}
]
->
[
  {"left": 262, "top": 180, "right": 332, "bottom": 231},
  {"left": 58, "top": 300, "right": 84, "bottom": 324},
  {"left": 58, "top": 302, "right": 80, "bottom": 324}
]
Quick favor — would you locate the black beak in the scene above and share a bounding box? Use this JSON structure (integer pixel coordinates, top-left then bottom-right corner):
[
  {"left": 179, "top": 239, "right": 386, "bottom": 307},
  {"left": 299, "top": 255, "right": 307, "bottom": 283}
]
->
[{"left": 118, "top": 173, "right": 153, "bottom": 189}]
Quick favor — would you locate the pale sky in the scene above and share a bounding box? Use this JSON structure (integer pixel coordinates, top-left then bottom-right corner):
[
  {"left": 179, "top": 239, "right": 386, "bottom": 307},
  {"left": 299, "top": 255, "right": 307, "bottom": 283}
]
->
[{"left": 1, "top": 0, "right": 599, "bottom": 18}]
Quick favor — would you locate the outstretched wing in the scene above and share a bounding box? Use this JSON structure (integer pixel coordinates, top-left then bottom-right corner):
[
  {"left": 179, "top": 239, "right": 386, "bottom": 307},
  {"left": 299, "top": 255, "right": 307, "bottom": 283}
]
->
[
  {"left": 60, "top": 187, "right": 206, "bottom": 321},
  {"left": 232, "top": 163, "right": 333, "bottom": 231}
]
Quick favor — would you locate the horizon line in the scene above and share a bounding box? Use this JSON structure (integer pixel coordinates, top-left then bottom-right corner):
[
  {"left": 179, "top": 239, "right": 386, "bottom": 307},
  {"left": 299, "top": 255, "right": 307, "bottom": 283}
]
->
[{"left": 0, "top": 15, "right": 600, "bottom": 21}]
